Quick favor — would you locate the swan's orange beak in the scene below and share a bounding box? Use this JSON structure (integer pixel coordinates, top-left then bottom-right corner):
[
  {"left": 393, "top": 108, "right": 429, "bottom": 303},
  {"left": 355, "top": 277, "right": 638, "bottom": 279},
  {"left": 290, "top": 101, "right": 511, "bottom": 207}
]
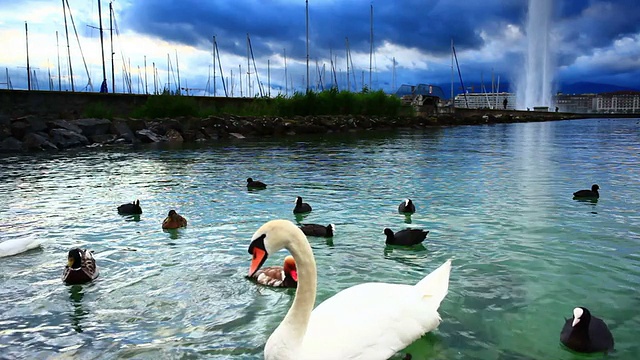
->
[
  {"left": 290, "top": 270, "right": 298, "bottom": 282},
  {"left": 249, "top": 247, "right": 267, "bottom": 277}
]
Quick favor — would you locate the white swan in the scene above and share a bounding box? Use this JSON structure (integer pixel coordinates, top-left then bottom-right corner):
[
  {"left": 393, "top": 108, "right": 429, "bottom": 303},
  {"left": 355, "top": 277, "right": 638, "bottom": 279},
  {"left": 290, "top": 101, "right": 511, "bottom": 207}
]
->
[
  {"left": 0, "top": 237, "right": 46, "bottom": 258},
  {"left": 248, "top": 219, "right": 452, "bottom": 360}
]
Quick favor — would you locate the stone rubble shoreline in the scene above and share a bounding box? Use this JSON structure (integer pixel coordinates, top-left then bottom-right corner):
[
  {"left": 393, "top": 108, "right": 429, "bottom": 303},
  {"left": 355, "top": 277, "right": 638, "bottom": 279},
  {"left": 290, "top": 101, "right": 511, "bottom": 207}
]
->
[{"left": 0, "top": 112, "right": 582, "bottom": 153}]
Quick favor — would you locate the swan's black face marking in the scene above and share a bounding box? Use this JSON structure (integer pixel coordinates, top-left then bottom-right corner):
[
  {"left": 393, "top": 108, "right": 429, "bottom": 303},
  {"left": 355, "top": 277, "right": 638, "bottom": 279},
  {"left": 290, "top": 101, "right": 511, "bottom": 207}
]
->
[{"left": 248, "top": 234, "right": 268, "bottom": 277}]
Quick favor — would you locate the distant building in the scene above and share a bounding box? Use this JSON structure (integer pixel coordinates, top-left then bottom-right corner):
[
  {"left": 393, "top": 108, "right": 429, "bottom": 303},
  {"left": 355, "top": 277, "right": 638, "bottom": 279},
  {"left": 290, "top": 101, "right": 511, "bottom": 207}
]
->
[
  {"left": 554, "top": 91, "right": 640, "bottom": 113},
  {"left": 554, "top": 93, "right": 597, "bottom": 113},
  {"left": 453, "top": 92, "right": 516, "bottom": 110},
  {"left": 394, "top": 84, "right": 444, "bottom": 114},
  {"left": 594, "top": 91, "right": 640, "bottom": 113}
]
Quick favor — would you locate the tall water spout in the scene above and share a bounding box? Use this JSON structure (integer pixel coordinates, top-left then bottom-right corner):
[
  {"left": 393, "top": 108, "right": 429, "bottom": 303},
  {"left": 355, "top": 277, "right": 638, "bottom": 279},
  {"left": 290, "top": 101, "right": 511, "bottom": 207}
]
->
[{"left": 516, "top": 0, "right": 555, "bottom": 110}]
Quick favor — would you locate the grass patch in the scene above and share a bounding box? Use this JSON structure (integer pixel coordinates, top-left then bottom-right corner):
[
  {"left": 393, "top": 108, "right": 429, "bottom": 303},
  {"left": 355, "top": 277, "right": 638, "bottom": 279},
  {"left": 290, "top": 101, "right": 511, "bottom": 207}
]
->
[
  {"left": 83, "top": 102, "right": 114, "bottom": 119},
  {"left": 130, "top": 89, "right": 408, "bottom": 118}
]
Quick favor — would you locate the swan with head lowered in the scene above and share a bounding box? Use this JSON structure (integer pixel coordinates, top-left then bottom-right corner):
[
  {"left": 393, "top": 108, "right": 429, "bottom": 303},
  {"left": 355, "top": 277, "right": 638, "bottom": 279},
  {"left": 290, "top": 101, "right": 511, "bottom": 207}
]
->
[{"left": 248, "top": 219, "right": 452, "bottom": 360}]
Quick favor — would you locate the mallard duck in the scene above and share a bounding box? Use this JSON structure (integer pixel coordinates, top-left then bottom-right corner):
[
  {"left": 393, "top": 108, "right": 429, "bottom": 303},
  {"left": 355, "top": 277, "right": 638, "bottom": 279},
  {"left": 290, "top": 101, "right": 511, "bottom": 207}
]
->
[
  {"left": 247, "top": 177, "right": 267, "bottom": 190},
  {"left": 299, "top": 223, "right": 335, "bottom": 237},
  {"left": 0, "top": 237, "right": 45, "bottom": 258},
  {"left": 398, "top": 199, "right": 416, "bottom": 214},
  {"left": 573, "top": 184, "right": 599, "bottom": 199},
  {"left": 384, "top": 228, "right": 429, "bottom": 246},
  {"left": 293, "top": 196, "right": 312, "bottom": 214},
  {"left": 118, "top": 199, "right": 142, "bottom": 215},
  {"left": 247, "top": 220, "right": 452, "bottom": 359},
  {"left": 162, "top": 210, "right": 188, "bottom": 229},
  {"left": 62, "top": 248, "right": 99, "bottom": 284},
  {"left": 248, "top": 255, "right": 297, "bottom": 288},
  {"left": 560, "top": 307, "right": 614, "bottom": 353}
]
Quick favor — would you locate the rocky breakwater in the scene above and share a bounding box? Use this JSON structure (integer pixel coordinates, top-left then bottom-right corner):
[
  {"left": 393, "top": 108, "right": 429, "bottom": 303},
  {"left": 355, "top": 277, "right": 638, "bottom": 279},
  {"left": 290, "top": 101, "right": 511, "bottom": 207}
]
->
[
  {"left": 0, "top": 112, "right": 574, "bottom": 153},
  {"left": 0, "top": 114, "right": 419, "bottom": 153}
]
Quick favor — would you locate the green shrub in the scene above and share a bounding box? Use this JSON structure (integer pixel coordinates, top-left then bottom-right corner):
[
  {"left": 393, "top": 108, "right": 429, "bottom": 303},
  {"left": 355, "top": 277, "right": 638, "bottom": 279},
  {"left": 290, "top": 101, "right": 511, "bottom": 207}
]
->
[
  {"left": 129, "top": 89, "right": 407, "bottom": 118},
  {"left": 83, "top": 102, "right": 113, "bottom": 119},
  {"left": 131, "top": 94, "right": 200, "bottom": 118}
]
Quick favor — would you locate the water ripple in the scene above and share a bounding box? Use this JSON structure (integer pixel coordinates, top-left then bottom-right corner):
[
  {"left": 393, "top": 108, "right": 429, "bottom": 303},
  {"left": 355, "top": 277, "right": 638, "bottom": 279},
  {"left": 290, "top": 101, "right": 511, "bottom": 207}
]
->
[{"left": 0, "top": 119, "right": 639, "bottom": 359}]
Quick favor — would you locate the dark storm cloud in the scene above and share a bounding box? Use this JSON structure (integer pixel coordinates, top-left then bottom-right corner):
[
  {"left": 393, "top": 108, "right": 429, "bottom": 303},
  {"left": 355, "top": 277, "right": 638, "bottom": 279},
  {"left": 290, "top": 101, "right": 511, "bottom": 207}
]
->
[
  {"left": 122, "top": 1, "right": 637, "bottom": 59},
  {"left": 122, "top": 0, "right": 527, "bottom": 60},
  {"left": 558, "top": 0, "right": 640, "bottom": 50}
]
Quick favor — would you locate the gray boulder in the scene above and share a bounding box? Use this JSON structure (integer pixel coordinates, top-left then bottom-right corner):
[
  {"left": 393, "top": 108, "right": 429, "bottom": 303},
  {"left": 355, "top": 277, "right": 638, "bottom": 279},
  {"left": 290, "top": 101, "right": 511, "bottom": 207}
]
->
[
  {"left": 48, "top": 119, "right": 83, "bottom": 134},
  {"left": 135, "top": 129, "right": 166, "bottom": 143},
  {"left": 50, "top": 128, "right": 90, "bottom": 149},
  {"left": 24, "top": 115, "right": 48, "bottom": 133},
  {"left": 0, "top": 124, "right": 10, "bottom": 141},
  {"left": 166, "top": 129, "right": 184, "bottom": 142},
  {"left": 22, "top": 133, "right": 58, "bottom": 151},
  {"left": 111, "top": 120, "right": 135, "bottom": 142},
  {"left": 0, "top": 137, "right": 23, "bottom": 152},
  {"left": 10, "top": 121, "right": 30, "bottom": 140},
  {"left": 71, "top": 118, "right": 112, "bottom": 137},
  {"left": 90, "top": 134, "right": 118, "bottom": 144}
]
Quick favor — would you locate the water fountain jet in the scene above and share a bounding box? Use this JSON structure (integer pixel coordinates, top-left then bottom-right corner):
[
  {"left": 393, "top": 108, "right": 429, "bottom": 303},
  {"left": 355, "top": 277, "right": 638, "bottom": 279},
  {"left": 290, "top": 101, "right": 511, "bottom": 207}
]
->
[{"left": 516, "top": 0, "right": 555, "bottom": 110}]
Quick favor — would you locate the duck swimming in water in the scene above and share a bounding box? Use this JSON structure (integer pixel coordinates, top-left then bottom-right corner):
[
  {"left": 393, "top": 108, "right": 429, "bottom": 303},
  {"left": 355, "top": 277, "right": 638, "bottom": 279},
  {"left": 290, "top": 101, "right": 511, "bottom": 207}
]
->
[
  {"left": 162, "top": 210, "right": 188, "bottom": 229},
  {"left": 118, "top": 199, "right": 142, "bottom": 215},
  {"left": 573, "top": 184, "right": 599, "bottom": 199},
  {"left": 293, "top": 196, "right": 312, "bottom": 214},
  {"left": 560, "top": 306, "right": 614, "bottom": 353},
  {"left": 62, "top": 248, "right": 99, "bottom": 285},
  {"left": 247, "top": 177, "right": 267, "bottom": 190},
  {"left": 299, "top": 223, "right": 335, "bottom": 237},
  {"left": 398, "top": 199, "right": 416, "bottom": 214},
  {"left": 248, "top": 255, "right": 297, "bottom": 288},
  {"left": 384, "top": 228, "right": 429, "bottom": 246}
]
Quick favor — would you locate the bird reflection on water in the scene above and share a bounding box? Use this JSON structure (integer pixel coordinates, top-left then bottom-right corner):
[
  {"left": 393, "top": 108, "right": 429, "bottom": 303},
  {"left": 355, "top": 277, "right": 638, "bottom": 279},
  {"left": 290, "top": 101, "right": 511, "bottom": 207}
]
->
[{"left": 68, "top": 285, "right": 89, "bottom": 333}]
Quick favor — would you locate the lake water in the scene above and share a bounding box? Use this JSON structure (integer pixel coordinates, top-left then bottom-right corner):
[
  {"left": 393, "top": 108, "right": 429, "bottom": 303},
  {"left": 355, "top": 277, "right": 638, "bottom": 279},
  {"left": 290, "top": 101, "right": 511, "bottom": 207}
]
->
[{"left": 1, "top": 118, "right": 639, "bottom": 359}]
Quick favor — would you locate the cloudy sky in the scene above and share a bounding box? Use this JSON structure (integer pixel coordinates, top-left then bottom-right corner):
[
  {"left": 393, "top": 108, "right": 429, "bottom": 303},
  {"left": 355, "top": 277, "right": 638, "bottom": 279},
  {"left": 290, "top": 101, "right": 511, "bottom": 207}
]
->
[{"left": 0, "top": 0, "right": 639, "bottom": 100}]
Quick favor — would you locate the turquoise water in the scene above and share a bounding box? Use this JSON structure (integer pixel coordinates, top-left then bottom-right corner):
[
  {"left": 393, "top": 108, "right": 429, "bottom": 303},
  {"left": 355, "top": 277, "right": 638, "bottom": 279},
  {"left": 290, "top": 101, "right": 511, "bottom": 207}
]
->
[{"left": 0, "top": 118, "right": 639, "bottom": 359}]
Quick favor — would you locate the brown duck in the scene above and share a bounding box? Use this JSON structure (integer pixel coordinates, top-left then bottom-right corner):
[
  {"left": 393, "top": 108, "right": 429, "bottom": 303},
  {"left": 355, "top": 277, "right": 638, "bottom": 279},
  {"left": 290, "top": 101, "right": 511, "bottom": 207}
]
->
[
  {"left": 162, "top": 210, "right": 188, "bottom": 229},
  {"left": 62, "top": 248, "right": 99, "bottom": 285},
  {"left": 248, "top": 255, "right": 297, "bottom": 288}
]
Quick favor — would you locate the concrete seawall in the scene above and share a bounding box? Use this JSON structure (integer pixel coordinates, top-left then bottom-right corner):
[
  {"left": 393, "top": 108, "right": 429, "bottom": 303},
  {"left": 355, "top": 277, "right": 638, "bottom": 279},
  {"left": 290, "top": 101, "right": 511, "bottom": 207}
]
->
[{"left": 0, "top": 89, "right": 253, "bottom": 119}]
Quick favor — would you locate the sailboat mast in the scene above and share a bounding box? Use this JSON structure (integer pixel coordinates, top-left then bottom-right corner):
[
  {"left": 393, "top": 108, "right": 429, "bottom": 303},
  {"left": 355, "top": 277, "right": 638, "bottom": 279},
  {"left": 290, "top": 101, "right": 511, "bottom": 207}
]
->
[
  {"left": 25, "top": 22, "right": 31, "bottom": 91},
  {"left": 62, "top": 0, "right": 74, "bottom": 91},
  {"left": 345, "top": 37, "right": 350, "bottom": 92},
  {"left": 369, "top": 3, "right": 373, "bottom": 89},
  {"left": 97, "top": 0, "right": 107, "bottom": 91},
  {"left": 109, "top": 1, "right": 115, "bottom": 92},
  {"left": 144, "top": 55, "right": 148, "bottom": 94},
  {"left": 212, "top": 35, "right": 216, "bottom": 96},
  {"left": 175, "top": 50, "right": 181, "bottom": 94},
  {"left": 56, "top": 31, "right": 62, "bottom": 90},
  {"left": 450, "top": 38, "right": 454, "bottom": 108},
  {"left": 239, "top": 64, "right": 243, "bottom": 97},
  {"left": 305, "top": 0, "right": 309, "bottom": 92},
  {"left": 284, "top": 48, "right": 288, "bottom": 96},
  {"left": 246, "top": 34, "right": 251, "bottom": 97}
]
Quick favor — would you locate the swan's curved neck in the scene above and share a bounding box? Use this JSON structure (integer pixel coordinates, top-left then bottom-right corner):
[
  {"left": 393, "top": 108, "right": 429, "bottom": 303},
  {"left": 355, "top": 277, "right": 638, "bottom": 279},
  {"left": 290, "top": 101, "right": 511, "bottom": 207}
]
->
[{"left": 272, "top": 235, "right": 317, "bottom": 347}]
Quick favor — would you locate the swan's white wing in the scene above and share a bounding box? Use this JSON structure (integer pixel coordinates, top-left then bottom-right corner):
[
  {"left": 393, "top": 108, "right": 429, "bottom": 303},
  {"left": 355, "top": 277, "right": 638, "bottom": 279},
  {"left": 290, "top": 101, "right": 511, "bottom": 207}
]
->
[
  {"left": 0, "top": 238, "right": 45, "bottom": 258},
  {"left": 299, "top": 282, "right": 442, "bottom": 360}
]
